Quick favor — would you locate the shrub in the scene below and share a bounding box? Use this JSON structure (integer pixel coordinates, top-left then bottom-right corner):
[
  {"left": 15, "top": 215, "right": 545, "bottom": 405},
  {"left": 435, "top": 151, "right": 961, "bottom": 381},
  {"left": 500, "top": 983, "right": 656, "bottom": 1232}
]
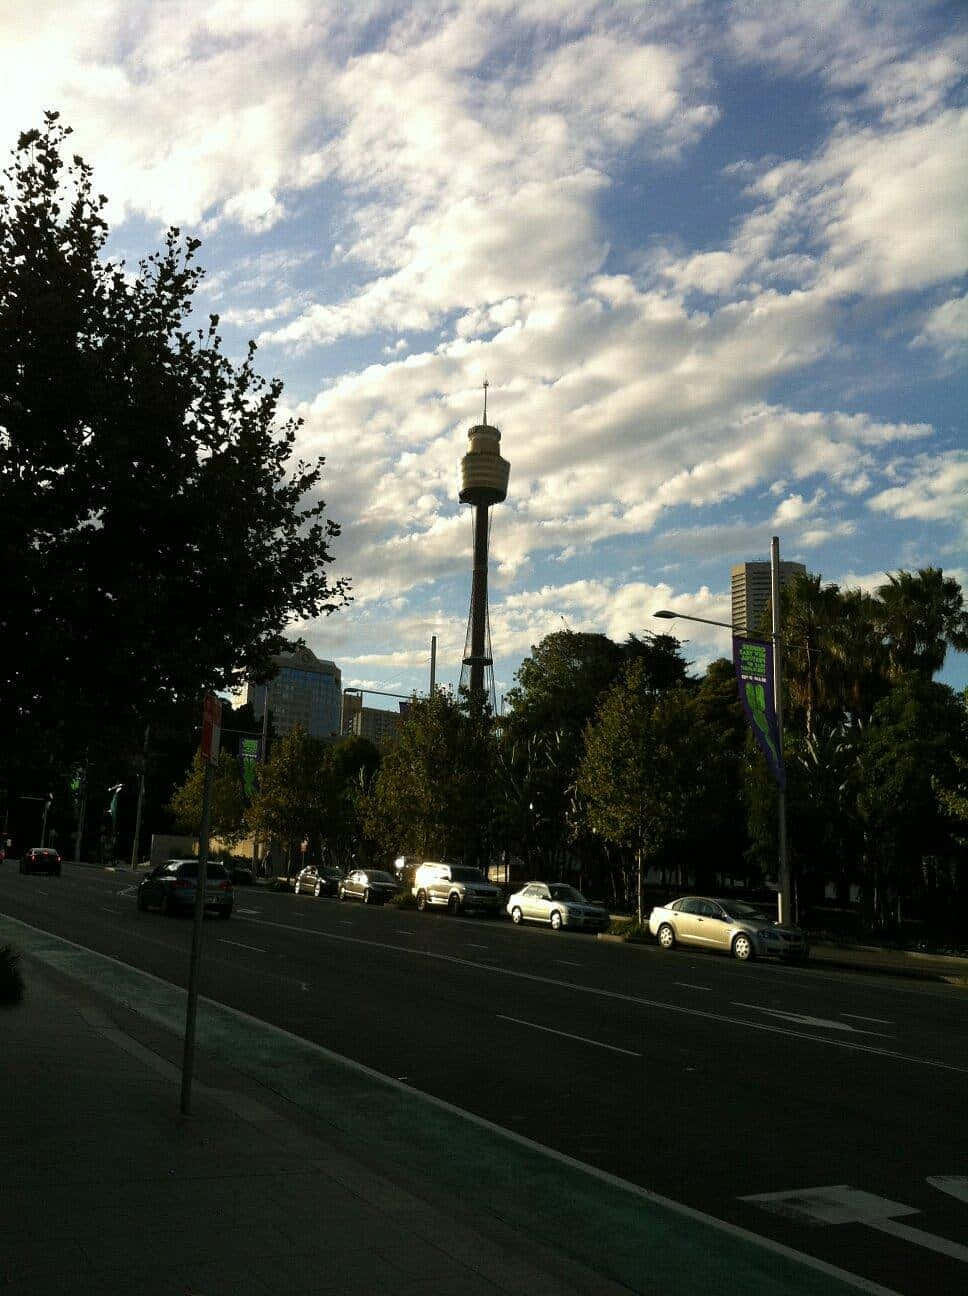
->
[
  {"left": 388, "top": 888, "right": 417, "bottom": 909},
  {"left": 0, "top": 945, "right": 25, "bottom": 1006}
]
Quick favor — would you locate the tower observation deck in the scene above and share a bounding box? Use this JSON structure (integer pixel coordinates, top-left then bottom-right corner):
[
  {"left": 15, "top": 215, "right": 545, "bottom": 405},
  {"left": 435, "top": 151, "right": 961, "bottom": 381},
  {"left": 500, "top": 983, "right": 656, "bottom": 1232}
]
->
[{"left": 459, "top": 394, "right": 509, "bottom": 713}]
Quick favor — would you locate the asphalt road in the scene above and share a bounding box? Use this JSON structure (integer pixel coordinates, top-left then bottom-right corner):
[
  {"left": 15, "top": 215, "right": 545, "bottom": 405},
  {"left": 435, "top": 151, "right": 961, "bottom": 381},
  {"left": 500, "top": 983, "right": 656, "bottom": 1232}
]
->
[{"left": 3, "top": 862, "right": 966, "bottom": 1296}]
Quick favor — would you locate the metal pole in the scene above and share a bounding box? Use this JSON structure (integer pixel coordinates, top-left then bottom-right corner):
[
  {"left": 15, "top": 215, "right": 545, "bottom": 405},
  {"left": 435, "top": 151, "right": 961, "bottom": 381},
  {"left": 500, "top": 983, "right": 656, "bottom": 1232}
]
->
[
  {"left": 180, "top": 757, "right": 214, "bottom": 1116},
  {"left": 74, "top": 757, "right": 88, "bottom": 863},
  {"left": 430, "top": 635, "right": 437, "bottom": 694},
  {"left": 129, "top": 725, "right": 150, "bottom": 870},
  {"left": 771, "top": 536, "right": 792, "bottom": 925},
  {"left": 256, "top": 686, "right": 270, "bottom": 875},
  {"left": 41, "top": 794, "right": 52, "bottom": 847}
]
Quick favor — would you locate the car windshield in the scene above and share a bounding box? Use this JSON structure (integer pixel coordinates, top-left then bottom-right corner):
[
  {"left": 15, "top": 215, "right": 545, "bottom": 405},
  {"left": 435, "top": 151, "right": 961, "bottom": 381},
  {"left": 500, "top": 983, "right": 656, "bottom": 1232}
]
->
[
  {"left": 175, "top": 861, "right": 228, "bottom": 879},
  {"left": 449, "top": 867, "right": 484, "bottom": 882},
  {"left": 719, "top": 899, "right": 771, "bottom": 920},
  {"left": 548, "top": 885, "right": 586, "bottom": 903},
  {"left": 367, "top": 870, "right": 395, "bottom": 882}
]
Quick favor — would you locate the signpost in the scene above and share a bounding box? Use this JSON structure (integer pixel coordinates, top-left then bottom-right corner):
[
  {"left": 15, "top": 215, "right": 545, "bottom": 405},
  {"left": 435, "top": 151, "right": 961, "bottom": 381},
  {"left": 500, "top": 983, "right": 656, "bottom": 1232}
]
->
[{"left": 181, "top": 693, "right": 221, "bottom": 1116}]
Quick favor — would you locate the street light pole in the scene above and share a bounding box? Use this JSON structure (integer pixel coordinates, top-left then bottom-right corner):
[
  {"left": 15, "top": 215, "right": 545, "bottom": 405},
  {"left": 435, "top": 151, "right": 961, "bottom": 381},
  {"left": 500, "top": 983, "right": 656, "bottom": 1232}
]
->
[
  {"left": 771, "top": 536, "right": 793, "bottom": 925},
  {"left": 654, "top": 554, "right": 793, "bottom": 926}
]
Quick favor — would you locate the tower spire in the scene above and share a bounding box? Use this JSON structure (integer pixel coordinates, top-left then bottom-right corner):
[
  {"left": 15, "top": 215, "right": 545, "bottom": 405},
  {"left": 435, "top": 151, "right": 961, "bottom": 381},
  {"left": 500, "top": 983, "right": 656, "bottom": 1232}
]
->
[{"left": 482, "top": 375, "right": 489, "bottom": 425}]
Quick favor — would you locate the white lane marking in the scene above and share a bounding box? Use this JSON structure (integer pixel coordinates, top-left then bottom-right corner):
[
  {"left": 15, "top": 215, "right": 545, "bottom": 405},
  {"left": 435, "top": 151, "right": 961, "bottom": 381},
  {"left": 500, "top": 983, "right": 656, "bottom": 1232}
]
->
[
  {"left": 555, "top": 960, "right": 583, "bottom": 967},
  {"left": 395, "top": 929, "right": 416, "bottom": 935},
  {"left": 32, "top": 890, "right": 50, "bottom": 896},
  {"left": 841, "top": 1013, "right": 894, "bottom": 1025},
  {"left": 232, "top": 915, "right": 968, "bottom": 1074},
  {"left": 0, "top": 912, "right": 907, "bottom": 1296},
  {"left": 235, "top": 907, "right": 262, "bottom": 915},
  {"left": 98, "top": 906, "right": 118, "bottom": 914},
  {"left": 742, "top": 1185, "right": 968, "bottom": 1264},
  {"left": 498, "top": 1015, "right": 641, "bottom": 1057},
  {"left": 339, "top": 920, "right": 352, "bottom": 925},
  {"left": 731, "top": 1002, "right": 890, "bottom": 1037},
  {"left": 465, "top": 943, "right": 488, "bottom": 949},
  {"left": 218, "top": 938, "right": 266, "bottom": 953},
  {"left": 675, "top": 982, "right": 713, "bottom": 991},
  {"left": 927, "top": 1175, "right": 968, "bottom": 1204}
]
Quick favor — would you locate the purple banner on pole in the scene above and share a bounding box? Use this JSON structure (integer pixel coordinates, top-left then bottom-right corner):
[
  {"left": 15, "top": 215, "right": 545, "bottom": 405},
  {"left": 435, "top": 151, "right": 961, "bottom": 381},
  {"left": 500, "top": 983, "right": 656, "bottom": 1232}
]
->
[{"left": 733, "top": 637, "right": 785, "bottom": 789}]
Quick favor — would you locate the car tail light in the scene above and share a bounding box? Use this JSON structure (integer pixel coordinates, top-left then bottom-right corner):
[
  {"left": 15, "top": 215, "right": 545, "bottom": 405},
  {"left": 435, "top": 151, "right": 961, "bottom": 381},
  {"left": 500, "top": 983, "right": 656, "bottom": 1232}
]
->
[{"left": 219, "top": 880, "right": 231, "bottom": 891}]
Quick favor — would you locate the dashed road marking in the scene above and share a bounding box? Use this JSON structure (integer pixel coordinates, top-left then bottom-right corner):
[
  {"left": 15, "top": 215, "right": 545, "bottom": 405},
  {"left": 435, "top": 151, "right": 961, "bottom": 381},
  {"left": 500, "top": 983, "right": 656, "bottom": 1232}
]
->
[
  {"left": 498, "top": 1014, "right": 641, "bottom": 1058},
  {"left": 218, "top": 938, "right": 266, "bottom": 953},
  {"left": 841, "top": 1013, "right": 893, "bottom": 1025},
  {"left": 676, "top": 982, "right": 713, "bottom": 990}
]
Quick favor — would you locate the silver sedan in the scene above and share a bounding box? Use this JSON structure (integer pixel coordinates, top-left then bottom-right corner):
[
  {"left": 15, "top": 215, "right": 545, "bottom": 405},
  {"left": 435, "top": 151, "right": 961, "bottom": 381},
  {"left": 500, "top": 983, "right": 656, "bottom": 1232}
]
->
[
  {"left": 648, "top": 896, "right": 809, "bottom": 961},
  {"left": 506, "top": 882, "right": 610, "bottom": 932}
]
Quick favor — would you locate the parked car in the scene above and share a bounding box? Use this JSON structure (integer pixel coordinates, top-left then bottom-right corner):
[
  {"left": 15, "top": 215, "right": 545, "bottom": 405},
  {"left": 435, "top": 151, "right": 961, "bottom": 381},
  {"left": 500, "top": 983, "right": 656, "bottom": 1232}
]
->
[
  {"left": 412, "top": 861, "right": 503, "bottom": 916},
  {"left": 506, "top": 882, "right": 609, "bottom": 932},
  {"left": 136, "top": 859, "right": 233, "bottom": 918},
  {"left": 648, "top": 896, "right": 809, "bottom": 962},
  {"left": 20, "top": 847, "right": 61, "bottom": 876},
  {"left": 294, "top": 864, "right": 342, "bottom": 897},
  {"left": 338, "top": 869, "right": 400, "bottom": 904}
]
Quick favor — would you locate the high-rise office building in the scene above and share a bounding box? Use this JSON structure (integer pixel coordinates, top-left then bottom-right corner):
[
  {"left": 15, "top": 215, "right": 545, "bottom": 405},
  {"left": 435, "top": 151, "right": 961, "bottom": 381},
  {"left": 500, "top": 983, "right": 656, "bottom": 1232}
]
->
[
  {"left": 731, "top": 561, "right": 806, "bottom": 636},
  {"left": 341, "top": 693, "right": 404, "bottom": 747},
  {"left": 246, "top": 647, "right": 342, "bottom": 741}
]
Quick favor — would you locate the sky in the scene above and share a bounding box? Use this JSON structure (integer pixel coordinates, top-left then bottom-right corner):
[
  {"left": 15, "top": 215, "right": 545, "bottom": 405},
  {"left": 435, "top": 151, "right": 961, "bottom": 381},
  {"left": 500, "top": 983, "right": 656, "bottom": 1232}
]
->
[{"left": 5, "top": 0, "right": 967, "bottom": 703}]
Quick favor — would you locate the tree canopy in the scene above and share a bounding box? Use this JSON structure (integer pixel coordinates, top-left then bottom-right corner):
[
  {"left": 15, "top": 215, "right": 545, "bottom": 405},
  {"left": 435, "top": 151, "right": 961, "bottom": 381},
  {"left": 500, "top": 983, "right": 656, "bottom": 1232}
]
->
[{"left": 0, "top": 114, "right": 349, "bottom": 772}]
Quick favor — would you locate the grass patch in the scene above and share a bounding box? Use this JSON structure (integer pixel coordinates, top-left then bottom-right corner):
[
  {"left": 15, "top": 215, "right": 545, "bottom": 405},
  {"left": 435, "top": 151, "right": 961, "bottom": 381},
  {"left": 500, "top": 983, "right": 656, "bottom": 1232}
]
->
[
  {"left": 388, "top": 888, "right": 417, "bottom": 909},
  {"left": 0, "top": 945, "right": 25, "bottom": 1006}
]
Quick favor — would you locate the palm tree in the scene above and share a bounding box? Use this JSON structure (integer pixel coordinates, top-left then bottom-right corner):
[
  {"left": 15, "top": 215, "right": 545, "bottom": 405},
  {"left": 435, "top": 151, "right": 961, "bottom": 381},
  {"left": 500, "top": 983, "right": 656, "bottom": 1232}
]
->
[{"left": 875, "top": 568, "right": 968, "bottom": 679}]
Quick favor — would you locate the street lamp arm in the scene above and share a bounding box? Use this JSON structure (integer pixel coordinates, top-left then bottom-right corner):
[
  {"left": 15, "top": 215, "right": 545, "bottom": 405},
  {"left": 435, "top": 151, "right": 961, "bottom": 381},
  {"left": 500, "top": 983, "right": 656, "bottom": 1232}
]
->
[{"left": 652, "top": 609, "right": 737, "bottom": 631}]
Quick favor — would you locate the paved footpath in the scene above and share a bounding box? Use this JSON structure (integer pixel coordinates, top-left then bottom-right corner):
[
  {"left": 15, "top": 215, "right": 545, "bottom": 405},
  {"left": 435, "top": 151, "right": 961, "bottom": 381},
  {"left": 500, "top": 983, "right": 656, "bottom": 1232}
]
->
[{"left": 1, "top": 913, "right": 905, "bottom": 1295}]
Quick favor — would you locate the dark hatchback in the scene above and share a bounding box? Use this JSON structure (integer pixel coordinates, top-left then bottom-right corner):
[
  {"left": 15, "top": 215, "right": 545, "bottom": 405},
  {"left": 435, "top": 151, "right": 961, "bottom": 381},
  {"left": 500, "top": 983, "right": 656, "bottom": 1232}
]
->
[
  {"left": 338, "top": 869, "right": 400, "bottom": 904},
  {"left": 20, "top": 847, "right": 61, "bottom": 876},
  {"left": 137, "top": 859, "right": 233, "bottom": 918},
  {"left": 294, "top": 864, "right": 342, "bottom": 897}
]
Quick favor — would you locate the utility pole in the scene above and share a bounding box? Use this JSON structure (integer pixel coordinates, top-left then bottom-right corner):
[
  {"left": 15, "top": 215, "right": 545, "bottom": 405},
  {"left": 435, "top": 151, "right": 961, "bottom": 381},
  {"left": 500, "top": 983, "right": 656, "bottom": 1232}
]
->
[
  {"left": 74, "top": 755, "right": 88, "bottom": 863},
  {"left": 129, "top": 725, "right": 150, "bottom": 870},
  {"left": 771, "top": 535, "right": 793, "bottom": 926},
  {"left": 430, "top": 634, "right": 437, "bottom": 694},
  {"left": 181, "top": 694, "right": 220, "bottom": 1116}
]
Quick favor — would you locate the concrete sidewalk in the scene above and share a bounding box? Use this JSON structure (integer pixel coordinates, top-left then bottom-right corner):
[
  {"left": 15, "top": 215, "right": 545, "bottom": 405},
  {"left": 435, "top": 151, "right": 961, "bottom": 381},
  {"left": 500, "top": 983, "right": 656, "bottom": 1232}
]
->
[{"left": 0, "top": 916, "right": 901, "bottom": 1296}]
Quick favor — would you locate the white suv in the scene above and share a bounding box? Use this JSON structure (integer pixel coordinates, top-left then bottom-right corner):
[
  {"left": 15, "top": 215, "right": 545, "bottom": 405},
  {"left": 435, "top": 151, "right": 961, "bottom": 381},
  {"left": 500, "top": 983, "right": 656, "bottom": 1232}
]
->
[{"left": 412, "top": 861, "right": 502, "bottom": 916}]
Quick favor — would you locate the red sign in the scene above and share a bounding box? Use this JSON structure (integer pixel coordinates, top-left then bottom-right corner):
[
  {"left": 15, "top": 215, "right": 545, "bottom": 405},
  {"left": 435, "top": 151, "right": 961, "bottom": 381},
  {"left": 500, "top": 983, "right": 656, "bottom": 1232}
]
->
[{"left": 201, "top": 694, "right": 222, "bottom": 765}]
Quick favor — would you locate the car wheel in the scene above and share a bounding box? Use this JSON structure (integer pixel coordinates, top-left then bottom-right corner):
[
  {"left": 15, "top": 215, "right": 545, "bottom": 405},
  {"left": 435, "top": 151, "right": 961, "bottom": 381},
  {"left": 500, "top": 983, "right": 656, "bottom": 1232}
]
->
[
  {"left": 732, "top": 933, "right": 755, "bottom": 961},
  {"left": 447, "top": 893, "right": 461, "bottom": 916},
  {"left": 162, "top": 892, "right": 177, "bottom": 917},
  {"left": 314, "top": 881, "right": 322, "bottom": 898},
  {"left": 416, "top": 890, "right": 429, "bottom": 912},
  {"left": 550, "top": 910, "right": 562, "bottom": 931},
  {"left": 657, "top": 923, "right": 676, "bottom": 950},
  {"left": 511, "top": 907, "right": 523, "bottom": 924}
]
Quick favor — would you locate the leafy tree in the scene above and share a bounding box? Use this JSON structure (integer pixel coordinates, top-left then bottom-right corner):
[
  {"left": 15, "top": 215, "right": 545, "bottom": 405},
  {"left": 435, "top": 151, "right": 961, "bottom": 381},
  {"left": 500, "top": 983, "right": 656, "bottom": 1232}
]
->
[
  {"left": 361, "top": 691, "right": 494, "bottom": 868},
  {"left": 856, "top": 676, "right": 968, "bottom": 929},
  {"left": 579, "top": 661, "right": 706, "bottom": 922},
  {"left": 0, "top": 113, "right": 349, "bottom": 775},
  {"left": 319, "top": 735, "right": 381, "bottom": 871},
  {"left": 246, "top": 727, "right": 329, "bottom": 873},
  {"left": 168, "top": 748, "right": 247, "bottom": 845}
]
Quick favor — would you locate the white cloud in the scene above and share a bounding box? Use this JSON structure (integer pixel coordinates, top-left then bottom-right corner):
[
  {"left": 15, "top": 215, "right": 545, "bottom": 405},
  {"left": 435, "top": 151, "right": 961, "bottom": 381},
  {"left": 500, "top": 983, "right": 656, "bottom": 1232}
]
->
[
  {"left": 867, "top": 451, "right": 968, "bottom": 527},
  {"left": 915, "top": 295, "right": 968, "bottom": 361}
]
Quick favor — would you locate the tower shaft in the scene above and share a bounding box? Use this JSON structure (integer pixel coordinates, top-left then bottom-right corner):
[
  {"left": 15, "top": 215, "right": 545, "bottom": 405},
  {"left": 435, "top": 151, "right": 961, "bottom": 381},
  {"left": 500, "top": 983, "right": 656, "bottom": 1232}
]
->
[{"left": 467, "top": 502, "right": 491, "bottom": 699}]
